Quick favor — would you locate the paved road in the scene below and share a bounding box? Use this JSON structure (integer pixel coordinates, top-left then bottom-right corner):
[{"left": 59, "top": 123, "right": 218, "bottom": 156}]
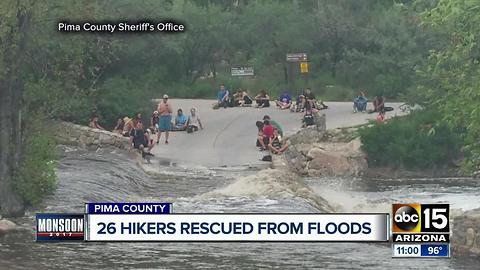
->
[{"left": 150, "top": 99, "right": 404, "bottom": 168}]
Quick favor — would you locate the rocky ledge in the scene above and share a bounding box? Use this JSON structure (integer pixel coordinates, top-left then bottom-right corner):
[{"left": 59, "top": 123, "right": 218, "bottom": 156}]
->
[
  {"left": 0, "top": 218, "right": 17, "bottom": 235},
  {"left": 283, "top": 113, "right": 367, "bottom": 177},
  {"left": 53, "top": 121, "right": 129, "bottom": 149},
  {"left": 452, "top": 208, "right": 480, "bottom": 256}
]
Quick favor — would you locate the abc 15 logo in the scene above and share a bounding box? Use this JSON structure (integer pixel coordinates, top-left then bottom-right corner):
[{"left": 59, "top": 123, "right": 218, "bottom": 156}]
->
[{"left": 392, "top": 204, "right": 449, "bottom": 233}]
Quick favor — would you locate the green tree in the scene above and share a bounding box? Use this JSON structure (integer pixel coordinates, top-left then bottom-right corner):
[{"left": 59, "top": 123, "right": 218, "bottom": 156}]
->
[{"left": 417, "top": 0, "right": 480, "bottom": 170}]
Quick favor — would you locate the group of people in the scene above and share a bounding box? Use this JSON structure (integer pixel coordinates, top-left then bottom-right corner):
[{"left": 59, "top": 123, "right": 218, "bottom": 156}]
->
[
  {"left": 255, "top": 115, "right": 288, "bottom": 156},
  {"left": 89, "top": 94, "right": 203, "bottom": 159},
  {"left": 216, "top": 85, "right": 329, "bottom": 113},
  {"left": 352, "top": 92, "right": 392, "bottom": 123}
]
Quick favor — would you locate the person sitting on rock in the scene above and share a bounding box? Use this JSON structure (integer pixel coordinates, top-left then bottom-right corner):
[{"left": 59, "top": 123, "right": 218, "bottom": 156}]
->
[
  {"left": 172, "top": 109, "right": 188, "bottom": 131},
  {"left": 263, "top": 115, "right": 283, "bottom": 136},
  {"left": 89, "top": 115, "right": 105, "bottom": 130},
  {"left": 129, "top": 121, "right": 154, "bottom": 158},
  {"left": 302, "top": 109, "right": 315, "bottom": 127},
  {"left": 268, "top": 129, "right": 289, "bottom": 154},
  {"left": 254, "top": 90, "right": 270, "bottom": 108},
  {"left": 187, "top": 108, "right": 203, "bottom": 133},
  {"left": 122, "top": 117, "right": 134, "bottom": 137},
  {"left": 113, "top": 117, "right": 124, "bottom": 134},
  {"left": 276, "top": 91, "right": 292, "bottom": 110}
]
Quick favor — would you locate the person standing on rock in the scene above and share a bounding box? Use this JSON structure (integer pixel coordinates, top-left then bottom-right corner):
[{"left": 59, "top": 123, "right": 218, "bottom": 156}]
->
[{"left": 157, "top": 94, "right": 173, "bottom": 144}]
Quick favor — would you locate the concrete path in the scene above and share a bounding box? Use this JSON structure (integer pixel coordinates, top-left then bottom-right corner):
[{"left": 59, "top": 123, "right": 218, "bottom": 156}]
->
[{"left": 150, "top": 99, "right": 405, "bottom": 168}]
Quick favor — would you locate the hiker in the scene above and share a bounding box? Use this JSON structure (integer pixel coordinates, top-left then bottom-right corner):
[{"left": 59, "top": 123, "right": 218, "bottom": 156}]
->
[
  {"left": 113, "top": 117, "right": 124, "bottom": 134},
  {"left": 293, "top": 94, "right": 306, "bottom": 112},
  {"left": 122, "top": 117, "right": 134, "bottom": 137},
  {"left": 376, "top": 110, "right": 386, "bottom": 123},
  {"left": 259, "top": 119, "right": 274, "bottom": 151},
  {"left": 269, "top": 129, "right": 289, "bottom": 154},
  {"left": 256, "top": 121, "right": 265, "bottom": 148},
  {"left": 132, "top": 112, "right": 143, "bottom": 129},
  {"left": 89, "top": 115, "right": 105, "bottom": 130},
  {"left": 254, "top": 90, "right": 270, "bottom": 108},
  {"left": 372, "top": 94, "right": 385, "bottom": 113},
  {"left": 217, "top": 84, "right": 230, "bottom": 109},
  {"left": 239, "top": 90, "right": 253, "bottom": 107},
  {"left": 150, "top": 111, "right": 159, "bottom": 133},
  {"left": 303, "top": 88, "right": 328, "bottom": 111},
  {"left": 129, "top": 121, "right": 154, "bottom": 158},
  {"left": 172, "top": 109, "right": 188, "bottom": 131},
  {"left": 157, "top": 94, "right": 173, "bottom": 144},
  {"left": 276, "top": 91, "right": 292, "bottom": 110},
  {"left": 353, "top": 91, "right": 368, "bottom": 113},
  {"left": 263, "top": 115, "right": 283, "bottom": 136},
  {"left": 232, "top": 90, "right": 243, "bottom": 107},
  {"left": 302, "top": 109, "right": 315, "bottom": 127},
  {"left": 187, "top": 108, "right": 203, "bottom": 133}
]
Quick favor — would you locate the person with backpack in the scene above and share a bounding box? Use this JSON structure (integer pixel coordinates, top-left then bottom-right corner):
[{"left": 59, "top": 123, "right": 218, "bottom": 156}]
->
[{"left": 302, "top": 109, "right": 315, "bottom": 127}]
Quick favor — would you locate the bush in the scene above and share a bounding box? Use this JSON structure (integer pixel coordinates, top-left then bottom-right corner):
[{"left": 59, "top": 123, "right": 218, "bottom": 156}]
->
[
  {"left": 359, "top": 110, "right": 461, "bottom": 169},
  {"left": 14, "top": 131, "right": 57, "bottom": 206},
  {"left": 96, "top": 76, "right": 156, "bottom": 129}
]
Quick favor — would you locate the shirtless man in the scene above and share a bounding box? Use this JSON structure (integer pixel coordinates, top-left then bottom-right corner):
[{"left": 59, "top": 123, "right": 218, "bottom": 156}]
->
[{"left": 157, "top": 94, "right": 173, "bottom": 144}]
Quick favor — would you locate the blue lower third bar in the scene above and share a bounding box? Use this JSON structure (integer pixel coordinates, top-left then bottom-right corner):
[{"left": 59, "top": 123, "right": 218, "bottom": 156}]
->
[
  {"left": 420, "top": 244, "right": 449, "bottom": 257},
  {"left": 86, "top": 203, "right": 172, "bottom": 214}
]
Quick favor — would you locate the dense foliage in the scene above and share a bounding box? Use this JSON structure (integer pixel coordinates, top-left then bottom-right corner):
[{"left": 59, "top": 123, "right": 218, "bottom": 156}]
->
[
  {"left": 359, "top": 110, "right": 461, "bottom": 169},
  {"left": 20, "top": 0, "right": 438, "bottom": 128},
  {"left": 14, "top": 127, "right": 57, "bottom": 206},
  {"left": 415, "top": 0, "right": 480, "bottom": 171},
  {"left": 2, "top": 0, "right": 479, "bottom": 214}
]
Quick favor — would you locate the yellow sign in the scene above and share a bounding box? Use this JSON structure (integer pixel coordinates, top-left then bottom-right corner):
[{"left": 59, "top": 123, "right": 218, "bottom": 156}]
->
[{"left": 300, "top": 61, "right": 308, "bottom": 73}]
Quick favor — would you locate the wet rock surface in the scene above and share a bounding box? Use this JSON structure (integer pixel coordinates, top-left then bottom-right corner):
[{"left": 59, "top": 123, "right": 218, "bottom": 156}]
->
[
  {"left": 54, "top": 121, "right": 129, "bottom": 149},
  {"left": 284, "top": 114, "right": 367, "bottom": 177},
  {"left": 452, "top": 208, "right": 480, "bottom": 256},
  {"left": 0, "top": 219, "right": 17, "bottom": 235}
]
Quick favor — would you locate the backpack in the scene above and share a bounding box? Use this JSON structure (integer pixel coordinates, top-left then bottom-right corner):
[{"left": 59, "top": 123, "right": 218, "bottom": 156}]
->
[
  {"left": 261, "top": 155, "right": 272, "bottom": 162},
  {"left": 304, "top": 114, "right": 314, "bottom": 126}
]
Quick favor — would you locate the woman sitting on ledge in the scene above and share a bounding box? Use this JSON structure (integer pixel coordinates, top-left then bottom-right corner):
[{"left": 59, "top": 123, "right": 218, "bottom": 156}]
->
[{"left": 89, "top": 115, "right": 105, "bottom": 130}]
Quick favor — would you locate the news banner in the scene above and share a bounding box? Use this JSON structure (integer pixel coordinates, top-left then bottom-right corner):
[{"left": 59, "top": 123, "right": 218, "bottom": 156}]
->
[{"left": 36, "top": 202, "right": 450, "bottom": 258}]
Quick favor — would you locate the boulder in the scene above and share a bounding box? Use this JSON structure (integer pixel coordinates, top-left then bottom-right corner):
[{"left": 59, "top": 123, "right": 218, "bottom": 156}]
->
[
  {"left": 301, "top": 138, "right": 367, "bottom": 177},
  {"left": 0, "top": 219, "right": 17, "bottom": 235},
  {"left": 452, "top": 208, "right": 480, "bottom": 256}
]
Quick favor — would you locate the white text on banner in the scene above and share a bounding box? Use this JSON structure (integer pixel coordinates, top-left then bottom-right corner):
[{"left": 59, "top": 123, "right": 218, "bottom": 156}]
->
[{"left": 86, "top": 214, "right": 389, "bottom": 242}]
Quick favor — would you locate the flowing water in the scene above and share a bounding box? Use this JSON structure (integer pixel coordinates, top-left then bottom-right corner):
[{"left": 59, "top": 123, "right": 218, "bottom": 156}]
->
[{"left": 1, "top": 147, "right": 480, "bottom": 269}]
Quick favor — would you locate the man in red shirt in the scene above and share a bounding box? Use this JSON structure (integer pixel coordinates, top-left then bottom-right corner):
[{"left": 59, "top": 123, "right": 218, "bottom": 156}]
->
[{"left": 259, "top": 119, "right": 274, "bottom": 150}]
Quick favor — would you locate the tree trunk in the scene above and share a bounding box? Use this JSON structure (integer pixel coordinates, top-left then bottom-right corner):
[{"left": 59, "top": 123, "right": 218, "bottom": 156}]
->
[
  {"left": 0, "top": 1, "right": 30, "bottom": 217},
  {"left": 0, "top": 77, "right": 25, "bottom": 217}
]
